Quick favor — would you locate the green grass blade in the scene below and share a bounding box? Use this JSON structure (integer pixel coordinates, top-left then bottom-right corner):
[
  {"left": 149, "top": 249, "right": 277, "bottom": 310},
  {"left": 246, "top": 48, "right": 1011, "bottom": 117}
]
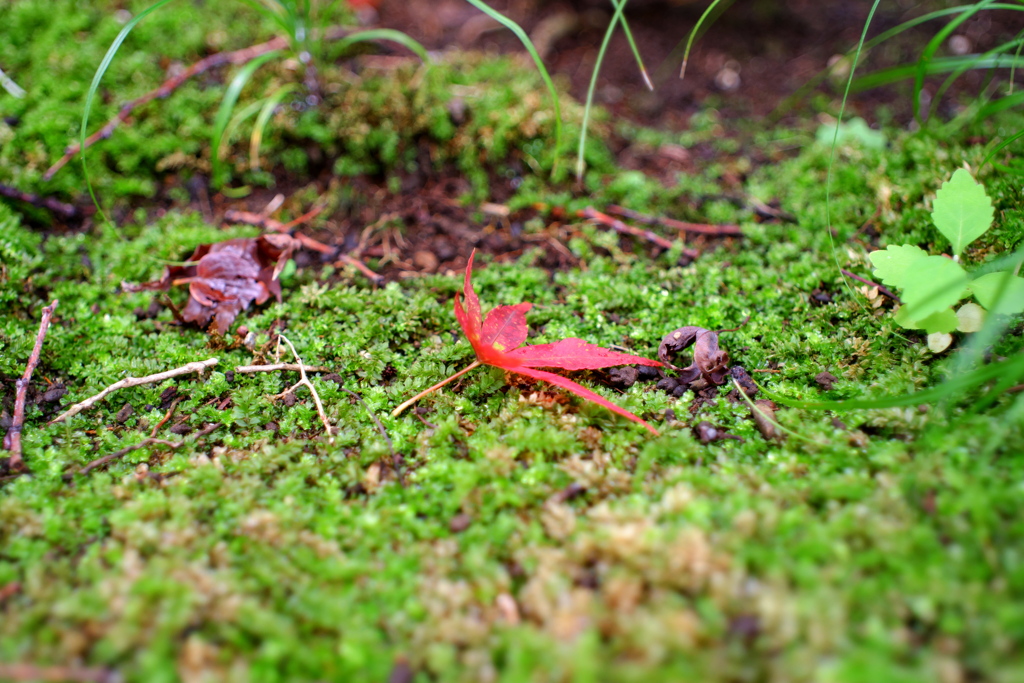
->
[
  {"left": 761, "top": 352, "right": 1024, "bottom": 412},
  {"left": 463, "top": 0, "right": 563, "bottom": 176},
  {"left": 210, "top": 50, "right": 282, "bottom": 188},
  {"left": 612, "top": 0, "right": 653, "bottom": 91},
  {"left": 219, "top": 98, "right": 266, "bottom": 171},
  {"left": 982, "top": 128, "right": 1024, "bottom": 169},
  {"left": 679, "top": 0, "right": 727, "bottom": 79},
  {"left": 774, "top": 4, "right": 1023, "bottom": 118},
  {"left": 249, "top": 84, "right": 297, "bottom": 169},
  {"left": 928, "top": 35, "right": 1024, "bottom": 120},
  {"left": 576, "top": 0, "right": 632, "bottom": 181},
  {"left": 80, "top": 0, "right": 177, "bottom": 227},
  {"left": 912, "top": 0, "right": 996, "bottom": 123},
  {"left": 334, "top": 28, "right": 431, "bottom": 63},
  {"left": 824, "top": 0, "right": 883, "bottom": 306},
  {"left": 853, "top": 54, "right": 1024, "bottom": 91}
]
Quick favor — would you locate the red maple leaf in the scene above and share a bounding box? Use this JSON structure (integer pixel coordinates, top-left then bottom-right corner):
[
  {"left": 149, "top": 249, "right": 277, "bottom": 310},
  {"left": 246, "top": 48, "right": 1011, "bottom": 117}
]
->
[{"left": 393, "top": 250, "right": 663, "bottom": 434}]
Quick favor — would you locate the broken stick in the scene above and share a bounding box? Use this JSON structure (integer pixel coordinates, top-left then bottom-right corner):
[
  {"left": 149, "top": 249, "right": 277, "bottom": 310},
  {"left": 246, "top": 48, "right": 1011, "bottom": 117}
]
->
[
  {"left": 606, "top": 204, "right": 743, "bottom": 237},
  {"left": 49, "top": 358, "right": 219, "bottom": 424},
  {"left": 4, "top": 300, "right": 58, "bottom": 472},
  {"left": 579, "top": 207, "right": 700, "bottom": 259}
]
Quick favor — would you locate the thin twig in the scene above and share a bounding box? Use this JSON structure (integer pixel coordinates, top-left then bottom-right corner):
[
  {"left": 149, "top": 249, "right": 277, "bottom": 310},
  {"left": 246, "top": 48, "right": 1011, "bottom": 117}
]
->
[
  {"left": 4, "top": 300, "right": 58, "bottom": 472},
  {"left": 840, "top": 269, "right": 901, "bottom": 302},
  {"left": 0, "top": 663, "right": 119, "bottom": 683},
  {"left": 579, "top": 207, "right": 700, "bottom": 259},
  {"left": 335, "top": 254, "right": 385, "bottom": 285},
  {"left": 76, "top": 422, "right": 222, "bottom": 477},
  {"left": 234, "top": 363, "right": 330, "bottom": 374},
  {"left": 392, "top": 360, "right": 482, "bottom": 417},
  {"left": 49, "top": 358, "right": 219, "bottom": 424},
  {"left": 273, "top": 335, "right": 333, "bottom": 438},
  {"left": 42, "top": 27, "right": 353, "bottom": 180},
  {"left": 0, "top": 581, "right": 21, "bottom": 602},
  {"left": 606, "top": 204, "right": 743, "bottom": 236},
  {"left": 148, "top": 398, "right": 182, "bottom": 438},
  {"left": 0, "top": 184, "right": 81, "bottom": 219}
]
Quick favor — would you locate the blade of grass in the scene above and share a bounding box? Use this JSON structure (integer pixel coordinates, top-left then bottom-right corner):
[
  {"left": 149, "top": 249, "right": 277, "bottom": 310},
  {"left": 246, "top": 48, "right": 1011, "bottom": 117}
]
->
[
  {"left": 774, "top": 4, "right": 1023, "bottom": 117},
  {"left": 81, "top": 0, "right": 176, "bottom": 227},
  {"left": 250, "top": 84, "right": 297, "bottom": 169},
  {"left": 824, "top": 0, "right": 883, "bottom": 308},
  {"left": 210, "top": 49, "right": 282, "bottom": 187},
  {"left": 912, "top": 0, "right": 997, "bottom": 123},
  {"left": 679, "top": 0, "right": 728, "bottom": 79},
  {"left": 760, "top": 352, "right": 1024, "bottom": 411},
  {"left": 333, "top": 28, "right": 431, "bottom": 63},
  {"left": 576, "top": 0, "right": 633, "bottom": 181},
  {"left": 853, "top": 54, "right": 1024, "bottom": 91},
  {"left": 928, "top": 35, "right": 1024, "bottom": 120},
  {"left": 612, "top": 0, "right": 653, "bottom": 91},
  {"left": 463, "top": 0, "right": 563, "bottom": 176}
]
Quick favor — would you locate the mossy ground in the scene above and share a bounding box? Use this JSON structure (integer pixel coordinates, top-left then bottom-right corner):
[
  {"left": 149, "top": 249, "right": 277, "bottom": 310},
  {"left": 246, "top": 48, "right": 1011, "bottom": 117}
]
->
[{"left": 2, "top": 2, "right": 1024, "bottom": 682}]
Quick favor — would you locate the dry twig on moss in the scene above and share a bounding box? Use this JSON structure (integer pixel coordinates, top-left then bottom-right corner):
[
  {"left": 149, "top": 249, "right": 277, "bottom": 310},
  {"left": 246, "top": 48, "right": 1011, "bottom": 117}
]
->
[
  {"left": 271, "top": 335, "right": 333, "bottom": 438},
  {"left": 3, "top": 300, "right": 58, "bottom": 472},
  {"left": 235, "top": 363, "right": 330, "bottom": 374},
  {"left": 49, "top": 358, "right": 219, "bottom": 424},
  {"left": 579, "top": 207, "right": 700, "bottom": 260},
  {"left": 0, "top": 663, "right": 119, "bottom": 683},
  {"left": 0, "top": 184, "right": 81, "bottom": 219},
  {"left": 606, "top": 204, "right": 743, "bottom": 237}
]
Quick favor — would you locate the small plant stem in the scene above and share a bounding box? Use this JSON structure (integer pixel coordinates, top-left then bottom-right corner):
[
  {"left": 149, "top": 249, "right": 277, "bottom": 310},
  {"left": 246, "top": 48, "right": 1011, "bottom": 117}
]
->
[
  {"left": 840, "top": 269, "right": 901, "bottom": 302},
  {"left": 392, "top": 360, "right": 482, "bottom": 417},
  {"left": 4, "top": 300, "right": 58, "bottom": 472}
]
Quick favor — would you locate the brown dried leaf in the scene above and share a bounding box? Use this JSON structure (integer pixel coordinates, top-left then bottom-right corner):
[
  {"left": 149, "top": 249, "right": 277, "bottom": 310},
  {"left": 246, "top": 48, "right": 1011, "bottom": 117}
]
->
[
  {"left": 658, "top": 326, "right": 730, "bottom": 386},
  {"left": 123, "top": 235, "right": 299, "bottom": 334}
]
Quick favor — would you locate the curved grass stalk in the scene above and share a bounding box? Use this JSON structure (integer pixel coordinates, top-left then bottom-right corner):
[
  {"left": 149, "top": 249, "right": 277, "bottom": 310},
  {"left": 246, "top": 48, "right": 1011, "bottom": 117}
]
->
[
  {"left": 679, "top": 0, "right": 728, "bottom": 79},
  {"left": 928, "top": 36, "right": 1024, "bottom": 121},
  {"left": 760, "top": 352, "right": 1024, "bottom": 412},
  {"left": 576, "top": 0, "right": 634, "bottom": 181},
  {"left": 824, "top": 0, "right": 882, "bottom": 307},
  {"left": 775, "top": 4, "right": 1023, "bottom": 118},
  {"left": 912, "top": 0, "right": 997, "bottom": 123},
  {"left": 81, "top": 0, "right": 177, "bottom": 227},
  {"left": 210, "top": 49, "right": 283, "bottom": 187},
  {"left": 333, "top": 28, "right": 431, "bottom": 63},
  {"left": 250, "top": 84, "right": 298, "bottom": 169},
  {"left": 463, "top": 0, "right": 563, "bottom": 175}
]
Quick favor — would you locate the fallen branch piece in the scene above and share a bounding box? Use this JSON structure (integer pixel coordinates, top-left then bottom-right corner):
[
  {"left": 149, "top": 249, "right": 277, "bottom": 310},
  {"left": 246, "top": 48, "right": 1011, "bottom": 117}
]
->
[
  {"left": 4, "top": 300, "right": 58, "bottom": 472},
  {"left": 49, "top": 358, "right": 219, "bottom": 424},
  {"left": 0, "top": 184, "right": 81, "bottom": 219},
  {"left": 579, "top": 207, "right": 700, "bottom": 260},
  {"left": 76, "top": 422, "right": 221, "bottom": 477},
  {"left": 840, "top": 268, "right": 901, "bottom": 302},
  {"left": 271, "top": 335, "right": 333, "bottom": 438},
  {"left": 234, "top": 363, "right": 330, "bottom": 374},
  {"left": 606, "top": 204, "right": 743, "bottom": 237}
]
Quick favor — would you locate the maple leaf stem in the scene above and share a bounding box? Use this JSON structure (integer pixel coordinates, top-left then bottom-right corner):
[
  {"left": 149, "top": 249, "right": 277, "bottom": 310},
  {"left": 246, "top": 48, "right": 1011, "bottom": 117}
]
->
[{"left": 392, "top": 360, "right": 483, "bottom": 417}]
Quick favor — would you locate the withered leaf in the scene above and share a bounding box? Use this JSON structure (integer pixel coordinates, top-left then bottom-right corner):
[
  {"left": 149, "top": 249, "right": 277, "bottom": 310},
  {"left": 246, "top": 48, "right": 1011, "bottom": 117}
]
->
[
  {"left": 658, "top": 326, "right": 730, "bottom": 386},
  {"left": 124, "top": 234, "right": 299, "bottom": 334}
]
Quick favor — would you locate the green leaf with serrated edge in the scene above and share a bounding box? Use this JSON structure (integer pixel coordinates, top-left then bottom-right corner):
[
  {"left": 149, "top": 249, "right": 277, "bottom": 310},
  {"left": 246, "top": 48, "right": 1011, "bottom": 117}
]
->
[
  {"left": 969, "top": 271, "right": 1024, "bottom": 314},
  {"left": 894, "top": 306, "right": 958, "bottom": 333},
  {"left": 900, "top": 255, "right": 969, "bottom": 321},
  {"left": 868, "top": 244, "right": 929, "bottom": 289},
  {"left": 931, "top": 168, "right": 994, "bottom": 256}
]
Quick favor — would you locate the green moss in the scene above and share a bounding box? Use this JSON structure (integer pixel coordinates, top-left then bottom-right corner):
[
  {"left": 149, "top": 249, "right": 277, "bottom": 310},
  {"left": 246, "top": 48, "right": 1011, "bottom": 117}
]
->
[{"left": 3, "top": 3, "right": 1024, "bottom": 681}]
